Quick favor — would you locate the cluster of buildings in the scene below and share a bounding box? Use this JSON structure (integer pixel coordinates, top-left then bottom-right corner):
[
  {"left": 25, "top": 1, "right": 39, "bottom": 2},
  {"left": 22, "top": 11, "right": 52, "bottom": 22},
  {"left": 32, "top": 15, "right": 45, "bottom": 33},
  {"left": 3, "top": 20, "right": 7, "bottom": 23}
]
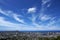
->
[{"left": 0, "top": 31, "right": 60, "bottom": 40}]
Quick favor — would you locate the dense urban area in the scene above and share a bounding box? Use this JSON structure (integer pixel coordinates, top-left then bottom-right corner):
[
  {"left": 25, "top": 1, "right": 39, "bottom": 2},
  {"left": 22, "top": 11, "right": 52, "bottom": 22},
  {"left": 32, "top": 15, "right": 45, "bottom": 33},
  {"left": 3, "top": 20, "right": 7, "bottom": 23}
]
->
[{"left": 0, "top": 31, "right": 60, "bottom": 40}]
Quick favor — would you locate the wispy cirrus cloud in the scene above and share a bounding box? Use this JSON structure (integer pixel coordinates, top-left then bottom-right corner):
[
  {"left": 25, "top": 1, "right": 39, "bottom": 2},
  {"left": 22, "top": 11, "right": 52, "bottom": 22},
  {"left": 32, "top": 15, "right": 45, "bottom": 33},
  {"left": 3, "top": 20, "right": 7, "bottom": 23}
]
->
[
  {"left": 0, "top": 8, "right": 25, "bottom": 24},
  {"left": 47, "top": 3, "right": 51, "bottom": 7},
  {"left": 13, "top": 14, "right": 25, "bottom": 24},
  {"left": 0, "top": 9, "right": 14, "bottom": 17},
  {"left": 38, "top": 0, "right": 51, "bottom": 21},
  {"left": 42, "top": 0, "right": 51, "bottom": 5},
  {"left": 40, "top": 0, "right": 51, "bottom": 15},
  {"left": 0, "top": 5, "right": 60, "bottom": 31},
  {"left": 0, "top": 16, "right": 60, "bottom": 31},
  {"left": 26, "top": 7, "right": 60, "bottom": 30},
  {"left": 0, "top": 12, "right": 60, "bottom": 31},
  {"left": 0, "top": 17, "right": 29, "bottom": 31},
  {"left": 0, "top": 17, "right": 19, "bottom": 27},
  {"left": 39, "top": 14, "right": 51, "bottom": 21}
]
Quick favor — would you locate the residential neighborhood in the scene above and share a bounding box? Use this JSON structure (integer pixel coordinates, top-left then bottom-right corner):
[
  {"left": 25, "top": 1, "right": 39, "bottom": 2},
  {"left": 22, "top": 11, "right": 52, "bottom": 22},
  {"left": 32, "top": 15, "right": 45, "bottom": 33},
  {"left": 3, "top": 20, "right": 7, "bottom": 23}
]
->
[{"left": 0, "top": 31, "right": 60, "bottom": 40}]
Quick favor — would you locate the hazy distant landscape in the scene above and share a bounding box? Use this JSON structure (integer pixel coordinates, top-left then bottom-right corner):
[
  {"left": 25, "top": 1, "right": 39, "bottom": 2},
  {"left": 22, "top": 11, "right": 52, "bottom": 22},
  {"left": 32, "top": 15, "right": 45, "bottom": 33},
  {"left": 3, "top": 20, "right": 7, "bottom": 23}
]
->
[{"left": 0, "top": 31, "right": 60, "bottom": 40}]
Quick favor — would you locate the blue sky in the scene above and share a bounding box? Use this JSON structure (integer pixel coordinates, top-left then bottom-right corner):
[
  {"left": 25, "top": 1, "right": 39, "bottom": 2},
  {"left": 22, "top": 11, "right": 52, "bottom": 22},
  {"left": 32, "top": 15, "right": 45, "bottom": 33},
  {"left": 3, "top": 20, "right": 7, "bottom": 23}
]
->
[{"left": 0, "top": 0, "right": 60, "bottom": 31}]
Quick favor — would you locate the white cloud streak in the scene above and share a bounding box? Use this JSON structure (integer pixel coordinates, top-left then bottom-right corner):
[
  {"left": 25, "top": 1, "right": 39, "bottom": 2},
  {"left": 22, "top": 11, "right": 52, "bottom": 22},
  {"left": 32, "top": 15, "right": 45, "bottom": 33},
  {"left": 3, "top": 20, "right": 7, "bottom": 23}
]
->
[
  {"left": 40, "top": 0, "right": 51, "bottom": 15},
  {"left": 13, "top": 14, "right": 25, "bottom": 24},
  {"left": 0, "top": 8, "right": 25, "bottom": 24},
  {"left": 27, "top": 7, "right": 36, "bottom": 13},
  {"left": 0, "top": 17, "right": 30, "bottom": 31},
  {"left": 38, "top": 0, "right": 51, "bottom": 21},
  {"left": 40, "top": 14, "right": 51, "bottom": 21},
  {"left": 42, "top": 0, "right": 51, "bottom": 5},
  {"left": 47, "top": 3, "right": 51, "bottom": 7}
]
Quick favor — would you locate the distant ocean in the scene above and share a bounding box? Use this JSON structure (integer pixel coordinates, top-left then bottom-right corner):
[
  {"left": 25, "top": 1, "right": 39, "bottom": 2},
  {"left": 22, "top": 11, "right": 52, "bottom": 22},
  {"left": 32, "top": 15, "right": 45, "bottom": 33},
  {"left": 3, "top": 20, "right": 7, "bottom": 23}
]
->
[{"left": 0, "top": 30, "right": 60, "bottom": 32}]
